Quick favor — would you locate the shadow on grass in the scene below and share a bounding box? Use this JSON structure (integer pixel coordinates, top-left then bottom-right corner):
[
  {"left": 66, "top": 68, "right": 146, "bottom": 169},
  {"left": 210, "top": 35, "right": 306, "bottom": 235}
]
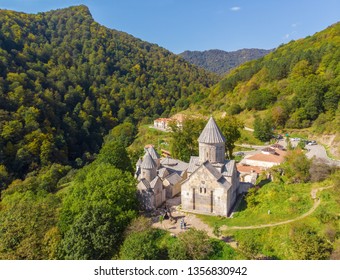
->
[{"left": 257, "top": 179, "right": 271, "bottom": 187}]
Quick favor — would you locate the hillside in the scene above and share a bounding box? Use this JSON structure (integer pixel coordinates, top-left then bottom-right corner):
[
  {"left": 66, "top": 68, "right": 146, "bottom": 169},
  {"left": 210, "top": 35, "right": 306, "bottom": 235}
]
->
[
  {"left": 0, "top": 5, "right": 218, "bottom": 179},
  {"left": 179, "top": 48, "right": 272, "bottom": 75},
  {"left": 197, "top": 22, "right": 340, "bottom": 141}
]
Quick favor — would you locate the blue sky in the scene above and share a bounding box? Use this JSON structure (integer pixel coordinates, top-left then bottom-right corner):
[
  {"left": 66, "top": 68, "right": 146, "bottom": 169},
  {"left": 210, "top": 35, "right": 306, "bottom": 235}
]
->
[{"left": 0, "top": 0, "right": 339, "bottom": 53}]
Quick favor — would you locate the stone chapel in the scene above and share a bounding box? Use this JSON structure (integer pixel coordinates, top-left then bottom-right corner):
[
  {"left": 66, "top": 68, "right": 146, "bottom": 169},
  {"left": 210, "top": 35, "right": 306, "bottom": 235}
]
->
[{"left": 180, "top": 117, "right": 240, "bottom": 216}]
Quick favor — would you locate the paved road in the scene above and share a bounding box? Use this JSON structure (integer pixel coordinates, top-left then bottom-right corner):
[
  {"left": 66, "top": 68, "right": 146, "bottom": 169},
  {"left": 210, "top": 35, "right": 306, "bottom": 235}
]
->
[
  {"left": 305, "top": 144, "right": 340, "bottom": 167},
  {"left": 277, "top": 139, "right": 340, "bottom": 166}
]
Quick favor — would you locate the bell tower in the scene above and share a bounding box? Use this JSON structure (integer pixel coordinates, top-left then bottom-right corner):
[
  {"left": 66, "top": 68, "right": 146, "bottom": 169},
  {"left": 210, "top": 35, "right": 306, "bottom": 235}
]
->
[{"left": 198, "top": 117, "right": 226, "bottom": 164}]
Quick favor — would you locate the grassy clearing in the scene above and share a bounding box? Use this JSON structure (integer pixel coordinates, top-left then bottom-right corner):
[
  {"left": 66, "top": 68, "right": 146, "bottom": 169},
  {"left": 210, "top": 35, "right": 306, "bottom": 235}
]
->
[
  {"left": 197, "top": 182, "right": 314, "bottom": 228},
  {"left": 197, "top": 175, "right": 339, "bottom": 259},
  {"left": 128, "top": 124, "right": 172, "bottom": 154},
  {"left": 237, "top": 129, "right": 264, "bottom": 145}
]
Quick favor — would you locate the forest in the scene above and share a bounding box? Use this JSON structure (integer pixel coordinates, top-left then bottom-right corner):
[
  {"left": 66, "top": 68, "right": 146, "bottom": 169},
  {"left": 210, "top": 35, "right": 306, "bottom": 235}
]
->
[
  {"left": 0, "top": 5, "right": 217, "bottom": 182},
  {"left": 199, "top": 21, "right": 340, "bottom": 135},
  {"left": 180, "top": 48, "right": 271, "bottom": 75},
  {"left": 0, "top": 5, "right": 339, "bottom": 260}
]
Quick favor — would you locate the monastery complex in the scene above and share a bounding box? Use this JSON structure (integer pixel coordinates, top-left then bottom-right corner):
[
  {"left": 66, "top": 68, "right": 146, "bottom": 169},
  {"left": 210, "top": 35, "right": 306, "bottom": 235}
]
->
[{"left": 136, "top": 117, "right": 240, "bottom": 216}]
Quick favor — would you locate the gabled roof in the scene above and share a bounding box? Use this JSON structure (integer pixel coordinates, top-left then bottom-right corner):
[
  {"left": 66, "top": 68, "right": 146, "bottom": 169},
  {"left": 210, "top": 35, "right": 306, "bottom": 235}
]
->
[
  {"left": 187, "top": 156, "right": 200, "bottom": 173},
  {"left": 203, "top": 161, "right": 222, "bottom": 180},
  {"left": 158, "top": 167, "right": 169, "bottom": 179},
  {"left": 137, "top": 178, "right": 152, "bottom": 192},
  {"left": 141, "top": 152, "right": 157, "bottom": 169},
  {"left": 164, "top": 172, "right": 182, "bottom": 186},
  {"left": 221, "top": 160, "right": 236, "bottom": 177},
  {"left": 160, "top": 157, "right": 188, "bottom": 173},
  {"left": 198, "top": 116, "right": 226, "bottom": 144},
  {"left": 217, "top": 176, "right": 231, "bottom": 189},
  {"left": 150, "top": 176, "right": 162, "bottom": 189}
]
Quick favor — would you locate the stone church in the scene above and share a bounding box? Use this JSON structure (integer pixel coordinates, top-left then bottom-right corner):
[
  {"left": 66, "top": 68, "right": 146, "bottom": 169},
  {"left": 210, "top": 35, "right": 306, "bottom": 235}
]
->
[
  {"left": 135, "top": 146, "right": 188, "bottom": 210},
  {"left": 181, "top": 117, "right": 239, "bottom": 216},
  {"left": 135, "top": 116, "right": 240, "bottom": 216}
]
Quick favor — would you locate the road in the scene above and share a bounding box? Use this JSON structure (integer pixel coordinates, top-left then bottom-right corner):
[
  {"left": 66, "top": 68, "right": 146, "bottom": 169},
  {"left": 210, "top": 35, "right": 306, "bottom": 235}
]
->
[
  {"left": 276, "top": 139, "right": 340, "bottom": 166},
  {"left": 305, "top": 144, "right": 340, "bottom": 167}
]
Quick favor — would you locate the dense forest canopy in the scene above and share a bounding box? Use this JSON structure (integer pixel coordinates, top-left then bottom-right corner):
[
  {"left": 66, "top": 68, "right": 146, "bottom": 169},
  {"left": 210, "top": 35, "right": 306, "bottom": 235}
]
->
[
  {"left": 0, "top": 5, "right": 218, "bottom": 180},
  {"left": 0, "top": 5, "right": 339, "bottom": 261},
  {"left": 180, "top": 48, "right": 272, "bottom": 75}
]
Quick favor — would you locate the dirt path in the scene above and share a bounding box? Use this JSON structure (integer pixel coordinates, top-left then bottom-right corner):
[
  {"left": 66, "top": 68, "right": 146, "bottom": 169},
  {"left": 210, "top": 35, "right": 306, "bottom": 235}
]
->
[
  {"left": 152, "top": 208, "right": 215, "bottom": 237},
  {"left": 221, "top": 186, "right": 333, "bottom": 231},
  {"left": 152, "top": 186, "right": 333, "bottom": 239}
]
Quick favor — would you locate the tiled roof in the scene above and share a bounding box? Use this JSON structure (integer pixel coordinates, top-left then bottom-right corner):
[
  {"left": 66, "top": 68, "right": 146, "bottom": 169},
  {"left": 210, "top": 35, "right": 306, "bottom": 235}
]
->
[
  {"left": 198, "top": 117, "right": 226, "bottom": 144},
  {"left": 236, "top": 164, "right": 263, "bottom": 174},
  {"left": 245, "top": 149, "right": 286, "bottom": 164},
  {"left": 141, "top": 152, "right": 157, "bottom": 169}
]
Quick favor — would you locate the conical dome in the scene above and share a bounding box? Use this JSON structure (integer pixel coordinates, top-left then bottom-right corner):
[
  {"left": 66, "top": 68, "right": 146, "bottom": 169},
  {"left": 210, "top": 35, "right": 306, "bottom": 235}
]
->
[
  {"left": 147, "top": 146, "right": 160, "bottom": 160},
  {"left": 141, "top": 152, "right": 157, "bottom": 169},
  {"left": 198, "top": 117, "right": 226, "bottom": 143},
  {"left": 136, "top": 158, "right": 142, "bottom": 166}
]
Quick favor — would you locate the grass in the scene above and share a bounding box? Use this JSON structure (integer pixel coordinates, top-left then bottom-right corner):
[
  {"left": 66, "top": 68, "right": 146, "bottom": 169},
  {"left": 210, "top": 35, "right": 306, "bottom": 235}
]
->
[
  {"left": 196, "top": 175, "right": 339, "bottom": 259},
  {"left": 197, "top": 182, "right": 314, "bottom": 228},
  {"left": 237, "top": 129, "right": 264, "bottom": 145},
  {"left": 324, "top": 144, "right": 340, "bottom": 161},
  {"left": 128, "top": 124, "right": 172, "bottom": 154}
]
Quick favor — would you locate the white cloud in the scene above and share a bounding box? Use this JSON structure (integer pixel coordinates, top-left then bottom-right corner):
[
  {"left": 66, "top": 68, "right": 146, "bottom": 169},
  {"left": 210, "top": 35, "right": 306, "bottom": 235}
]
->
[
  {"left": 230, "top": 6, "right": 241, "bottom": 12},
  {"left": 284, "top": 34, "right": 290, "bottom": 39},
  {"left": 291, "top": 23, "right": 298, "bottom": 28}
]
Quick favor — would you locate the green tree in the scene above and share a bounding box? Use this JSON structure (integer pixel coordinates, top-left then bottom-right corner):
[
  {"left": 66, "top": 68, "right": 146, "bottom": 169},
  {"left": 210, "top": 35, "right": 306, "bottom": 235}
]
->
[
  {"left": 97, "top": 140, "right": 132, "bottom": 172},
  {"left": 168, "top": 229, "right": 213, "bottom": 260},
  {"left": 282, "top": 150, "right": 311, "bottom": 183},
  {"left": 0, "top": 165, "right": 9, "bottom": 192},
  {"left": 169, "top": 118, "right": 206, "bottom": 162},
  {"left": 290, "top": 224, "right": 333, "bottom": 260},
  {"left": 246, "top": 89, "right": 277, "bottom": 110},
  {"left": 120, "top": 229, "right": 166, "bottom": 260},
  {"left": 253, "top": 116, "right": 273, "bottom": 142},
  {"left": 217, "top": 116, "right": 243, "bottom": 159},
  {"left": 58, "top": 163, "right": 138, "bottom": 259}
]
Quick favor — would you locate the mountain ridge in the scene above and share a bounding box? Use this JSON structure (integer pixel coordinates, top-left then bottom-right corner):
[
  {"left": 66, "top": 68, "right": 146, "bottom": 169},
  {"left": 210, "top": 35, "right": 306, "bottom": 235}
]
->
[
  {"left": 194, "top": 21, "right": 340, "bottom": 140},
  {"left": 179, "top": 48, "right": 272, "bottom": 75},
  {"left": 0, "top": 5, "right": 218, "bottom": 179}
]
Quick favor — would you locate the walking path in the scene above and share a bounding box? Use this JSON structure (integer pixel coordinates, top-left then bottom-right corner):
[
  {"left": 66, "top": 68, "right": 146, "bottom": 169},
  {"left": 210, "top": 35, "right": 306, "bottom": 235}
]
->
[
  {"left": 221, "top": 186, "right": 333, "bottom": 231},
  {"left": 152, "top": 186, "right": 333, "bottom": 236}
]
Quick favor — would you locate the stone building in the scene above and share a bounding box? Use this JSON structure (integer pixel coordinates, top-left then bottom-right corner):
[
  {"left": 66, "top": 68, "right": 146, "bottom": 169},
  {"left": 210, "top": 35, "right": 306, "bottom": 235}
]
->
[
  {"left": 181, "top": 117, "right": 240, "bottom": 216},
  {"left": 135, "top": 146, "right": 188, "bottom": 210}
]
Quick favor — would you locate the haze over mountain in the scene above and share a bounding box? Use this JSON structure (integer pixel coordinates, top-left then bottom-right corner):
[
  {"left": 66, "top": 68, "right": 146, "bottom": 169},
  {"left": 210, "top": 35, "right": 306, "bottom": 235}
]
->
[{"left": 179, "top": 48, "right": 272, "bottom": 75}]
